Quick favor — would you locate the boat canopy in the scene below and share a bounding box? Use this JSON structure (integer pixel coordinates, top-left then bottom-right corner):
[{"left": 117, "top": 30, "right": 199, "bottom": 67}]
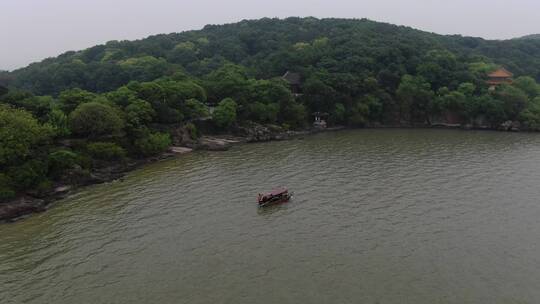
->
[{"left": 263, "top": 187, "right": 288, "bottom": 197}]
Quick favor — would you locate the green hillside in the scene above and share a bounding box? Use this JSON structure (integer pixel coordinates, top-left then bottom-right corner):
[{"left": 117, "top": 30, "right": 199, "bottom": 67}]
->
[
  {"left": 4, "top": 17, "right": 540, "bottom": 95},
  {"left": 517, "top": 34, "right": 540, "bottom": 40},
  {"left": 1, "top": 17, "right": 540, "bottom": 202}
]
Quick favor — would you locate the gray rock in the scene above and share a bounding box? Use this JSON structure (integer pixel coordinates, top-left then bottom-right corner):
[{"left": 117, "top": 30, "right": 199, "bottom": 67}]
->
[
  {"left": 54, "top": 185, "right": 71, "bottom": 194},
  {"left": 169, "top": 146, "right": 193, "bottom": 154},
  {"left": 499, "top": 120, "right": 513, "bottom": 131},
  {"left": 0, "top": 197, "right": 46, "bottom": 222},
  {"left": 510, "top": 121, "right": 521, "bottom": 132},
  {"left": 499, "top": 120, "right": 521, "bottom": 132}
]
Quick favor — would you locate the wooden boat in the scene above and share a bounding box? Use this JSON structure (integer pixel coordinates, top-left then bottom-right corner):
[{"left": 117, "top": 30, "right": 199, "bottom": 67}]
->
[{"left": 257, "top": 187, "right": 292, "bottom": 207}]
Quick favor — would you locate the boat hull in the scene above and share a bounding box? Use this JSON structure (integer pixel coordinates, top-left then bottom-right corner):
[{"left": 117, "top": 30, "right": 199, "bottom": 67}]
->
[{"left": 258, "top": 194, "right": 292, "bottom": 207}]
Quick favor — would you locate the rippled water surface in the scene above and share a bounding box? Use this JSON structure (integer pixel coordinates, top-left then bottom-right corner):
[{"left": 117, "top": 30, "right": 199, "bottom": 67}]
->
[{"left": 2, "top": 129, "right": 540, "bottom": 304}]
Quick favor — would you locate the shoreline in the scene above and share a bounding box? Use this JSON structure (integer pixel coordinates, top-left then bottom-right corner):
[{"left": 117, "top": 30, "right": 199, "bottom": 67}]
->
[
  {"left": 0, "top": 126, "right": 344, "bottom": 223},
  {"left": 0, "top": 123, "right": 522, "bottom": 223}
]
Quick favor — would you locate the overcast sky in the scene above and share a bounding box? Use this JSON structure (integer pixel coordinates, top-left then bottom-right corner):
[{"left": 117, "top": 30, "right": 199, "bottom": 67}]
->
[{"left": 2, "top": 0, "right": 539, "bottom": 71}]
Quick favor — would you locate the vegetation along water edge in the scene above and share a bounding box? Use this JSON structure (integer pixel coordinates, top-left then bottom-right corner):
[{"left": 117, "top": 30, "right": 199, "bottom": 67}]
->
[{"left": 1, "top": 17, "right": 540, "bottom": 222}]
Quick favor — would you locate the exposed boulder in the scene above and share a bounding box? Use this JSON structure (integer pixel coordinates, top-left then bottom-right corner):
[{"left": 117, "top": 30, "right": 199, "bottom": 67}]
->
[
  {"left": 54, "top": 185, "right": 72, "bottom": 194},
  {"left": 234, "top": 123, "right": 289, "bottom": 142},
  {"left": 198, "top": 137, "right": 235, "bottom": 151},
  {"left": 499, "top": 120, "right": 521, "bottom": 132},
  {"left": 0, "top": 197, "right": 46, "bottom": 222},
  {"left": 169, "top": 125, "right": 196, "bottom": 146},
  {"left": 511, "top": 121, "right": 521, "bottom": 132},
  {"left": 169, "top": 146, "right": 193, "bottom": 154}
]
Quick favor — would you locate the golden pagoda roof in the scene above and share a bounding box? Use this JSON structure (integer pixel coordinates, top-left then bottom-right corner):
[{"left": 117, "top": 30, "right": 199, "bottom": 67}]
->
[{"left": 488, "top": 68, "right": 513, "bottom": 78}]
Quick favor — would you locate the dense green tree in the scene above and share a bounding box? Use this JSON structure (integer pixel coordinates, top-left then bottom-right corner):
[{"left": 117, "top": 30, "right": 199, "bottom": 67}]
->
[
  {"left": 184, "top": 99, "right": 210, "bottom": 120},
  {"left": 302, "top": 76, "right": 336, "bottom": 113},
  {"left": 0, "top": 91, "right": 55, "bottom": 120},
  {"left": 167, "top": 42, "right": 199, "bottom": 66},
  {"left": 119, "top": 56, "right": 173, "bottom": 82},
  {"left": 8, "top": 160, "right": 48, "bottom": 191},
  {"left": 396, "top": 75, "right": 435, "bottom": 124},
  {"left": 493, "top": 85, "right": 529, "bottom": 120},
  {"left": 133, "top": 132, "right": 172, "bottom": 156},
  {"left": 247, "top": 102, "right": 280, "bottom": 123},
  {"left": 0, "top": 90, "right": 33, "bottom": 107},
  {"left": 481, "top": 96, "right": 507, "bottom": 125},
  {"left": 128, "top": 81, "right": 163, "bottom": 104},
  {"left": 86, "top": 142, "right": 126, "bottom": 160},
  {"left": 47, "top": 109, "right": 71, "bottom": 137},
  {"left": 69, "top": 102, "right": 125, "bottom": 138},
  {"left": 520, "top": 97, "right": 540, "bottom": 130},
  {"left": 128, "top": 79, "right": 207, "bottom": 123},
  {"left": 458, "top": 82, "right": 476, "bottom": 97},
  {"left": 213, "top": 98, "right": 237, "bottom": 128},
  {"left": 347, "top": 102, "right": 369, "bottom": 126},
  {"left": 331, "top": 103, "right": 346, "bottom": 124},
  {"left": 435, "top": 90, "right": 466, "bottom": 114},
  {"left": 243, "top": 79, "right": 293, "bottom": 105},
  {"left": 157, "top": 79, "right": 207, "bottom": 108},
  {"left": 205, "top": 64, "right": 249, "bottom": 103},
  {"left": 361, "top": 95, "right": 384, "bottom": 122},
  {"left": 0, "top": 105, "right": 52, "bottom": 167},
  {"left": 416, "top": 49, "right": 472, "bottom": 90},
  {"left": 513, "top": 76, "right": 539, "bottom": 99},
  {"left": 106, "top": 86, "right": 139, "bottom": 108},
  {"left": 125, "top": 100, "right": 155, "bottom": 130},
  {"left": 280, "top": 100, "right": 307, "bottom": 129},
  {"left": 468, "top": 62, "right": 498, "bottom": 79},
  {"left": 59, "top": 88, "right": 96, "bottom": 113},
  {"left": 48, "top": 150, "right": 80, "bottom": 179}
]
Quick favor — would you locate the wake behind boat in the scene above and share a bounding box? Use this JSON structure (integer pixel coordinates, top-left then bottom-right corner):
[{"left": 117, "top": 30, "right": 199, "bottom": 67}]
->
[{"left": 257, "top": 187, "right": 292, "bottom": 207}]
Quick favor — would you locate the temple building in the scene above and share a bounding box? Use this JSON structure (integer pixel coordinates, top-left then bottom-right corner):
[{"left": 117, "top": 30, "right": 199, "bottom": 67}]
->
[
  {"left": 487, "top": 68, "right": 513, "bottom": 89},
  {"left": 282, "top": 71, "right": 302, "bottom": 96}
]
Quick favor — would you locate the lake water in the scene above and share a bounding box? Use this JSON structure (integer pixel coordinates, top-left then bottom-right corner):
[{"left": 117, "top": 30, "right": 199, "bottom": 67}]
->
[{"left": 2, "top": 129, "right": 540, "bottom": 304}]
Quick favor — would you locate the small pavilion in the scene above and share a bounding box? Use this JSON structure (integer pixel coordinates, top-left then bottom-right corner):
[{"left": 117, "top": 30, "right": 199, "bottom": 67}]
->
[
  {"left": 487, "top": 68, "right": 513, "bottom": 89},
  {"left": 312, "top": 112, "right": 329, "bottom": 129}
]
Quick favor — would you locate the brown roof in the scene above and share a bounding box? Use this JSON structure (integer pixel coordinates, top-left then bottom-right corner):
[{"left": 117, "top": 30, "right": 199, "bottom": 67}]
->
[
  {"left": 488, "top": 68, "right": 513, "bottom": 78},
  {"left": 264, "top": 187, "right": 288, "bottom": 197},
  {"left": 282, "top": 71, "right": 301, "bottom": 85}
]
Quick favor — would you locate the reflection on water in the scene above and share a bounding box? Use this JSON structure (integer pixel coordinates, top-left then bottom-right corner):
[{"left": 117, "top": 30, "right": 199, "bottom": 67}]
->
[{"left": 2, "top": 129, "right": 540, "bottom": 304}]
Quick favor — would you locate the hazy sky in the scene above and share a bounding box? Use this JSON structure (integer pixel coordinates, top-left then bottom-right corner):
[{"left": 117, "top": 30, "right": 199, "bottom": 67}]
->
[{"left": 2, "top": 0, "right": 539, "bottom": 71}]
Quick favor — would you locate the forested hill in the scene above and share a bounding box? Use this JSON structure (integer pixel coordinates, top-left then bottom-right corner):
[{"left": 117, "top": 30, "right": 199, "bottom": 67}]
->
[
  {"left": 4, "top": 17, "right": 540, "bottom": 95},
  {"left": 2, "top": 17, "right": 540, "bottom": 204},
  {"left": 518, "top": 34, "right": 540, "bottom": 40}
]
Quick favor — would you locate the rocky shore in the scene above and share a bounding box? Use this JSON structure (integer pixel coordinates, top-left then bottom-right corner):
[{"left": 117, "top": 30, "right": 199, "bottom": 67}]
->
[
  {"left": 1, "top": 120, "right": 520, "bottom": 223},
  {"left": 0, "top": 123, "right": 341, "bottom": 223},
  {"left": 0, "top": 153, "right": 177, "bottom": 223}
]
